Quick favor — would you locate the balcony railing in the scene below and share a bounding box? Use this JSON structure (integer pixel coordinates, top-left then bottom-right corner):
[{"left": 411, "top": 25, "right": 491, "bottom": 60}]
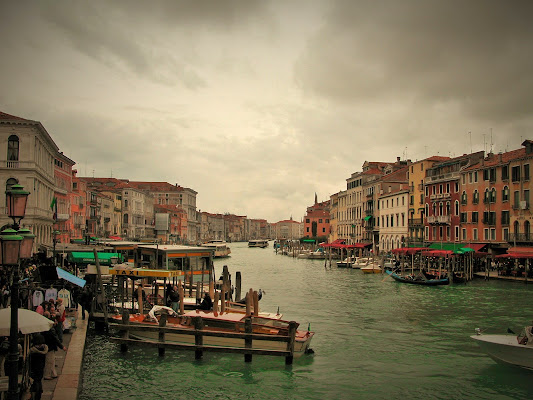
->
[
  {"left": 507, "top": 233, "right": 533, "bottom": 243},
  {"left": 408, "top": 218, "right": 423, "bottom": 227},
  {"left": 427, "top": 215, "right": 451, "bottom": 224}
]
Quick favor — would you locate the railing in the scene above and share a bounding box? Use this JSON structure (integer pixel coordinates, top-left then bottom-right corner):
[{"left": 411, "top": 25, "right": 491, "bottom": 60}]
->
[
  {"left": 507, "top": 233, "right": 533, "bottom": 243},
  {"left": 408, "top": 218, "right": 423, "bottom": 227},
  {"left": 426, "top": 171, "right": 460, "bottom": 183},
  {"left": 427, "top": 215, "right": 451, "bottom": 224},
  {"left": 0, "top": 160, "right": 53, "bottom": 179}
]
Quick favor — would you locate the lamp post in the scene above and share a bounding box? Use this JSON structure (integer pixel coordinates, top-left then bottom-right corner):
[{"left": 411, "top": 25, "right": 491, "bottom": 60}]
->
[{"left": 2, "top": 184, "right": 31, "bottom": 400}]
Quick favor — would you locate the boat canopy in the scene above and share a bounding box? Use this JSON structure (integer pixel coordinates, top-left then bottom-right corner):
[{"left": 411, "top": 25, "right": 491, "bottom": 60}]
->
[{"left": 68, "top": 252, "right": 123, "bottom": 265}]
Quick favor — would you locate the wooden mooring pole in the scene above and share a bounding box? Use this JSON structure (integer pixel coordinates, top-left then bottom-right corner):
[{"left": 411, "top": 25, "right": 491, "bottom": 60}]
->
[
  {"left": 285, "top": 321, "right": 298, "bottom": 365},
  {"left": 235, "top": 271, "right": 242, "bottom": 302},
  {"left": 120, "top": 310, "right": 130, "bottom": 353},
  {"left": 158, "top": 313, "right": 167, "bottom": 356},
  {"left": 193, "top": 316, "right": 204, "bottom": 360},
  {"left": 244, "top": 317, "right": 252, "bottom": 362}
]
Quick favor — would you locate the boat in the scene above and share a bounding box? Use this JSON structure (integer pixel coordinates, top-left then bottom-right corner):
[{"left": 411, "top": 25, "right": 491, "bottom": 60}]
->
[
  {"left": 111, "top": 307, "right": 314, "bottom": 358},
  {"left": 337, "top": 257, "right": 355, "bottom": 268},
  {"left": 385, "top": 270, "right": 450, "bottom": 286},
  {"left": 298, "top": 249, "right": 325, "bottom": 259},
  {"left": 471, "top": 325, "right": 533, "bottom": 370},
  {"left": 351, "top": 257, "right": 375, "bottom": 269},
  {"left": 361, "top": 264, "right": 382, "bottom": 274},
  {"left": 202, "top": 242, "right": 231, "bottom": 258},
  {"left": 248, "top": 239, "right": 269, "bottom": 248}
]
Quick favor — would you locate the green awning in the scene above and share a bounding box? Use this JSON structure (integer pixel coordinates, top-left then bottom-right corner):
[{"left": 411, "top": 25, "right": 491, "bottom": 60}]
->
[
  {"left": 363, "top": 216, "right": 372, "bottom": 221},
  {"left": 302, "top": 239, "right": 316, "bottom": 243},
  {"left": 428, "top": 243, "right": 466, "bottom": 252},
  {"left": 68, "top": 252, "right": 123, "bottom": 265}
]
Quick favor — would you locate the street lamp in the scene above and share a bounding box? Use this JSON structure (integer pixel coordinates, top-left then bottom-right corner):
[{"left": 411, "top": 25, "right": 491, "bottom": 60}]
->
[{"left": 3, "top": 184, "right": 30, "bottom": 400}]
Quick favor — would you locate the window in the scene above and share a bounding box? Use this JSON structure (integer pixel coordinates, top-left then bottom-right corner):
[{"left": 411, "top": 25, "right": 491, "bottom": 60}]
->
[
  {"left": 6, "top": 178, "right": 18, "bottom": 193},
  {"left": 502, "top": 186, "right": 509, "bottom": 202},
  {"left": 525, "top": 190, "right": 530, "bottom": 209},
  {"left": 514, "top": 190, "right": 520, "bottom": 209},
  {"left": 483, "top": 169, "right": 489, "bottom": 181},
  {"left": 501, "top": 165, "right": 509, "bottom": 180},
  {"left": 410, "top": 195, "right": 414, "bottom": 205},
  {"left": 473, "top": 228, "right": 478, "bottom": 240},
  {"left": 326, "top": 219, "right": 329, "bottom": 223},
  {"left": 474, "top": 171, "right": 478, "bottom": 183},
  {"left": 489, "top": 168, "right": 496, "bottom": 182},
  {"left": 319, "top": 219, "right": 322, "bottom": 223},
  {"left": 123, "top": 214, "right": 128, "bottom": 224},
  {"left": 512, "top": 166, "right": 521, "bottom": 182},
  {"left": 462, "top": 228, "right": 467, "bottom": 240},
  {"left": 306, "top": 227, "right": 309, "bottom": 232},
  {"left": 461, "top": 191, "right": 467, "bottom": 205},
  {"left": 501, "top": 210, "right": 510, "bottom": 225},
  {"left": 446, "top": 183, "right": 450, "bottom": 193},
  {"left": 460, "top": 212, "right": 467, "bottom": 223},
  {"left": 483, "top": 228, "right": 489, "bottom": 240},
  {"left": 455, "top": 200, "right": 459, "bottom": 216},
  {"left": 7, "top": 135, "right": 19, "bottom": 161},
  {"left": 490, "top": 228, "right": 496, "bottom": 240},
  {"left": 468, "top": 173, "right": 472, "bottom": 183},
  {"left": 483, "top": 189, "right": 490, "bottom": 204},
  {"left": 503, "top": 228, "right": 509, "bottom": 241},
  {"left": 472, "top": 212, "right": 478, "bottom": 223},
  {"left": 490, "top": 188, "right": 496, "bottom": 203},
  {"left": 322, "top": 228, "right": 326, "bottom": 233},
  {"left": 525, "top": 164, "right": 530, "bottom": 181},
  {"left": 306, "top": 219, "right": 310, "bottom": 223},
  {"left": 473, "top": 190, "right": 479, "bottom": 204}
]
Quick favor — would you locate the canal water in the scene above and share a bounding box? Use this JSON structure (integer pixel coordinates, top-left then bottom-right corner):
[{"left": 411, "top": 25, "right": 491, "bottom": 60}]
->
[{"left": 79, "top": 242, "right": 533, "bottom": 400}]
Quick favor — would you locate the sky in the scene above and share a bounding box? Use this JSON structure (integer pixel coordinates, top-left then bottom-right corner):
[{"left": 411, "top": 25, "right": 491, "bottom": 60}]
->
[{"left": 1, "top": 0, "right": 532, "bottom": 223}]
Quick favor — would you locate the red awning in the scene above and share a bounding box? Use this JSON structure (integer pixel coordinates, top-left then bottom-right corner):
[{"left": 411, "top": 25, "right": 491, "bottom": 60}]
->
[
  {"left": 507, "top": 247, "right": 533, "bottom": 253},
  {"left": 421, "top": 249, "right": 454, "bottom": 257},
  {"left": 391, "top": 247, "right": 425, "bottom": 255},
  {"left": 496, "top": 252, "right": 533, "bottom": 259}
]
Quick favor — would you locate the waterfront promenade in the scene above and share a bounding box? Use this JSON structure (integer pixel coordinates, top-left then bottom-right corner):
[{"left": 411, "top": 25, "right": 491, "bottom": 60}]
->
[{"left": 40, "top": 308, "right": 88, "bottom": 400}]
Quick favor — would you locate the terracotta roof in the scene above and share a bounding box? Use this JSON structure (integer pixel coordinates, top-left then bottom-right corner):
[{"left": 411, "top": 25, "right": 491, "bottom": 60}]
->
[
  {"left": 362, "top": 168, "right": 383, "bottom": 175},
  {"left": 424, "top": 156, "right": 451, "bottom": 162},
  {"left": 463, "top": 148, "right": 527, "bottom": 171},
  {"left": 381, "top": 166, "right": 408, "bottom": 182},
  {"left": 127, "top": 181, "right": 183, "bottom": 192},
  {"left": 379, "top": 187, "right": 409, "bottom": 198}
]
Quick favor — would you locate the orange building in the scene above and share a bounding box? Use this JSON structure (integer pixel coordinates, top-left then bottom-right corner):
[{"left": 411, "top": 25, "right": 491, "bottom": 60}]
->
[
  {"left": 53, "top": 152, "right": 75, "bottom": 243},
  {"left": 304, "top": 194, "right": 330, "bottom": 239}
]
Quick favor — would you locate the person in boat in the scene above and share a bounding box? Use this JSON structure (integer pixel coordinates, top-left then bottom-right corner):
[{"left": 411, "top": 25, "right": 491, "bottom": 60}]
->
[
  {"left": 168, "top": 286, "right": 180, "bottom": 313},
  {"left": 199, "top": 292, "right": 213, "bottom": 310}
]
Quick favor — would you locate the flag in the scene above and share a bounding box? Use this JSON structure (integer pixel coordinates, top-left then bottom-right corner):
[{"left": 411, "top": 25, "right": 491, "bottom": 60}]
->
[{"left": 50, "top": 197, "right": 57, "bottom": 221}]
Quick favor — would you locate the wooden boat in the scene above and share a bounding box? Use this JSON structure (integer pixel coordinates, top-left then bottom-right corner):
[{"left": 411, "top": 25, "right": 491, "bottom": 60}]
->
[
  {"left": 385, "top": 270, "right": 449, "bottom": 286},
  {"left": 248, "top": 239, "right": 269, "bottom": 248},
  {"left": 351, "top": 257, "right": 375, "bottom": 269},
  {"left": 111, "top": 307, "right": 314, "bottom": 358},
  {"left": 361, "top": 264, "right": 382, "bottom": 274},
  {"left": 471, "top": 325, "right": 533, "bottom": 370}
]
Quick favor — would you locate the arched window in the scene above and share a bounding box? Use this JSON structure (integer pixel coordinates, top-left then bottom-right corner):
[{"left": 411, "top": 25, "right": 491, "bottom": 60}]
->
[
  {"left": 490, "top": 188, "right": 497, "bottom": 203},
  {"left": 484, "top": 189, "right": 490, "bottom": 204},
  {"left": 432, "top": 203, "right": 437, "bottom": 216},
  {"left": 514, "top": 220, "right": 520, "bottom": 235},
  {"left": 502, "top": 186, "right": 509, "bottom": 202},
  {"left": 455, "top": 200, "right": 459, "bottom": 216},
  {"left": 439, "top": 202, "right": 443, "bottom": 216},
  {"left": 446, "top": 201, "right": 450, "bottom": 215},
  {"left": 461, "top": 191, "right": 467, "bottom": 205},
  {"left": 5, "top": 178, "right": 18, "bottom": 193},
  {"left": 7, "top": 135, "right": 19, "bottom": 161},
  {"left": 473, "top": 190, "right": 479, "bottom": 204},
  {"left": 123, "top": 214, "right": 129, "bottom": 224},
  {"left": 525, "top": 221, "right": 530, "bottom": 240}
]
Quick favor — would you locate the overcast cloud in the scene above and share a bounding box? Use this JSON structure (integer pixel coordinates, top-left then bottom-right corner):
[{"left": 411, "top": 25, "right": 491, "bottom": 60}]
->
[{"left": 1, "top": 0, "right": 532, "bottom": 222}]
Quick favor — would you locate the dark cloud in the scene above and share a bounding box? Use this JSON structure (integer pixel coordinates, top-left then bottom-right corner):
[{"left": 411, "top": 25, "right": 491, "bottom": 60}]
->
[{"left": 295, "top": 0, "right": 533, "bottom": 123}]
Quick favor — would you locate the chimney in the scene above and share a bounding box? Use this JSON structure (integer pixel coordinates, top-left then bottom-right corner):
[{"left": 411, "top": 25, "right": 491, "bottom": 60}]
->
[
  {"left": 498, "top": 152, "right": 503, "bottom": 163},
  {"left": 397, "top": 156, "right": 401, "bottom": 162}
]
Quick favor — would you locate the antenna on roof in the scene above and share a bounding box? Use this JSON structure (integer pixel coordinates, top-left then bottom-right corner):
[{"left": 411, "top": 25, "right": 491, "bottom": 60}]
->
[
  {"left": 468, "top": 131, "right": 472, "bottom": 154},
  {"left": 490, "top": 128, "right": 493, "bottom": 153},
  {"left": 483, "top": 134, "right": 486, "bottom": 154}
]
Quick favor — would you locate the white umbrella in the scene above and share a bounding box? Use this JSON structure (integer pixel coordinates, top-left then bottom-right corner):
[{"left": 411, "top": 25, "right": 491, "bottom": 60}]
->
[{"left": 0, "top": 307, "right": 54, "bottom": 335}]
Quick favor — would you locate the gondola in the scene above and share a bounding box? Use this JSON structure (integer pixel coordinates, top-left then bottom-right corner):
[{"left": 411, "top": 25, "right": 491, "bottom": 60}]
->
[{"left": 385, "top": 270, "right": 449, "bottom": 286}]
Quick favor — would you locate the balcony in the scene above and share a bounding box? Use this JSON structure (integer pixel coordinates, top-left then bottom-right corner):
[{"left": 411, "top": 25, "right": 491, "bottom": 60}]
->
[
  {"left": 427, "top": 215, "right": 451, "bottom": 224},
  {"left": 426, "top": 171, "right": 460, "bottom": 183},
  {"left": 408, "top": 218, "right": 424, "bottom": 227},
  {"left": 508, "top": 233, "right": 533, "bottom": 243},
  {"left": 365, "top": 209, "right": 373, "bottom": 216}
]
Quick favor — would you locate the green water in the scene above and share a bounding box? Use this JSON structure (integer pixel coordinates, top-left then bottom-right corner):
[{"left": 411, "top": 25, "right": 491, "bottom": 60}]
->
[{"left": 79, "top": 242, "right": 533, "bottom": 399}]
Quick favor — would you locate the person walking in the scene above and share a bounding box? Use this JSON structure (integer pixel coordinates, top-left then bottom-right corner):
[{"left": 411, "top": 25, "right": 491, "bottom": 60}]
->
[
  {"left": 29, "top": 333, "right": 48, "bottom": 400},
  {"left": 42, "top": 313, "right": 67, "bottom": 380}
]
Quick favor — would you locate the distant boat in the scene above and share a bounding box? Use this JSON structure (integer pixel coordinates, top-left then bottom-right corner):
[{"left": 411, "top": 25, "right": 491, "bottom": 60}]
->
[
  {"left": 298, "top": 249, "right": 325, "bottom": 259},
  {"left": 202, "top": 242, "right": 231, "bottom": 258},
  {"left": 248, "top": 239, "right": 269, "bottom": 248},
  {"left": 471, "top": 325, "right": 533, "bottom": 370},
  {"left": 385, "top": 270, "right": 449, "bottom": 286}
]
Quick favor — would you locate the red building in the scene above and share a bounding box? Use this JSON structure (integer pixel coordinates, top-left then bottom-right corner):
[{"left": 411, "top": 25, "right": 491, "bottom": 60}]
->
[
  {"left": 53, "top": 152, "right": 75, "bottom": 243},
  {"left": 424, "top": 152, "right": 484, "bottom": 243},
  {"left": 304, "top": 194, "right": 330, "bottom": 238}
]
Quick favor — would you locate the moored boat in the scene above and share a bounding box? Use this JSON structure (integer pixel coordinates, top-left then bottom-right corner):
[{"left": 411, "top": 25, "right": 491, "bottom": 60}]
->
[
  {"left": 471, "top": 325, "right": 533, "bottom": 370},
  {"left": 361, "top": 264, "right": 382, "bottom": 274},
  {"left": 202, "top": 242, "right": 231, "bottom": 258},
  {"left": 111, "top": 307, "right": 314, "bottom": 358},
  {"left": 385, "top": 270, "right": 449, "bottom": 286},
  {"left": 337, "top": 257, "right": 355, "bottom": 268}
]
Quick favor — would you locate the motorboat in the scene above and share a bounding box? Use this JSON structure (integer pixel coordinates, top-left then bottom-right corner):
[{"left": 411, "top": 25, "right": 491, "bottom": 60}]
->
[
  {"left": 471, "top": 325, "right": 533, "bottom": 370},
  {"left": 337, "top": 257, "right": 355, "bottom": 268},
  {"left": 111, "top": 307, "right": 314, "bottom": 358},
  {"left": 202, "top": 242, "right": 231, "bottom": 258},
  {"left": 248, "top": 239, "right": 269, "bottom": 248},
  {"left": 351, "top": 257, "right": 375, "bottom": 269},
  {"left": 298, "top": 249, "right": 325, "bottom": 259},
  {"left": 361, "top": 264, "right": 382, "bottom": 274}
]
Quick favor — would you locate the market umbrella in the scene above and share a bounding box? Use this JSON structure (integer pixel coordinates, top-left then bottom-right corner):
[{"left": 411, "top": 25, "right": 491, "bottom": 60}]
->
[{"left": 0, "top": 307, "right": 54, "bottom": 335}]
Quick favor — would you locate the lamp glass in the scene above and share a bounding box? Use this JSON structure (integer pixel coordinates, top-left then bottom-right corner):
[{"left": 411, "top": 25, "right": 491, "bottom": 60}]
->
[
  {"left": 0, "top": 229, "right": 22, "bottom": 265},
  {"left": 18, "top": 228, "right": 35, "bottom": 259},
  {"left": 6, "top": 184, "right": 30, "bottom": 220}
]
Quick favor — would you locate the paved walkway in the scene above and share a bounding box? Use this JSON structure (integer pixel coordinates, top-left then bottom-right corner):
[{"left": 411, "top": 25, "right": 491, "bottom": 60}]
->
[{"left": 39, "top": 308, "right": 88, "bottom": 400}]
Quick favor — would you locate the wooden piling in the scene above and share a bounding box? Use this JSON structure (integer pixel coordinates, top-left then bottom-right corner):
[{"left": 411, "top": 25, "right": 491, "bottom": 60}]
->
[
  {"left": 244, "top": 317, "right": 252, "bottom": 362},
  {"left": 245, "top": 292, "right": 251, "bottom": 317},
  {"left": 209, "top": 279, "right": 214, "bottom": 301},
  {"left": 253, "top": 290, "right": 259, "bottom": 316},
  {"left": 193, "top": 316, "right": 204, "bottom": 359},
  {"left": 196, "top": 282, "right": 201, "bottom": 305},
  {"left": 220, "top": 286, "right": 226, "bottom": 314},
  {"left": 235, "top": 271, "right": 242, "bottom": 302},
  {"left": 158, "top": 313, "right": 167, "bottom": 356},
  {"left": 213, "top": 291, "right": 219, "bottom": 315},
  {"left": 285, "top": 321, "right": 298, "bottom": 365},
  {"left": 178, "top": 281, "right": 185, "bottom": 315},
  {"left": 137, "top": 284, "right": 144, "bottom": 315},
  {"left": 120, "top": 310, "right": 130, "bottom": 352}
]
